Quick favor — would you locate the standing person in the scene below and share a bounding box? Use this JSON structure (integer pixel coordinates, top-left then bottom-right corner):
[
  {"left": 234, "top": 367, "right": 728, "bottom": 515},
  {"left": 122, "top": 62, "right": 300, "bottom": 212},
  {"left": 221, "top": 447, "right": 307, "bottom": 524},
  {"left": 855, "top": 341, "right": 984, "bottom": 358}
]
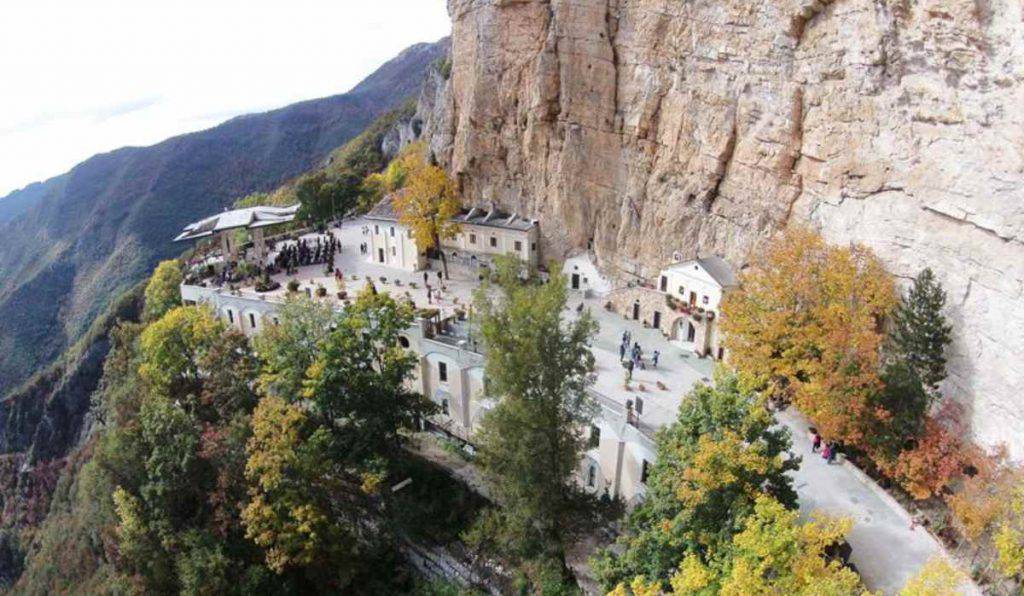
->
[
  {"left": 652, "top": 350, "right": 660, "bottom": 368},
  {"left": 626, "top": 359, "right": 634, "bottom": 382},
  {"left": 423, "top": 271, "right": 429, "bottom": 286},
  {"left": 821, "top": 442, "right": 832, "bottom": 463},
  {"left": 812, "top": 431, "right": 822, "bottom": 453},
  {"left": 619, "top": 343, "right": 626, "bottom": 361},
  {"left": 827, "top": 442, "right": 838, "bottom": 464},
  {"left": 622, "top": 330, "right": 629, "bottom": 345},
  {"left": 427, "top": 287, "right": 433, "bottom": 304}
]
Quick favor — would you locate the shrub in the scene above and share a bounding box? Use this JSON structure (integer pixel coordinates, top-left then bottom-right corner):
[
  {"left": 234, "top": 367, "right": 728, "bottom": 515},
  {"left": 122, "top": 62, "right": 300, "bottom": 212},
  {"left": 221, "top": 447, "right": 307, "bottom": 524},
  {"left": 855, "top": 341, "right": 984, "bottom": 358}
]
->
[
  {"left": 286, "top": 279, "right": 300, "bottom": 293},
  {"left": 315, "top": 285, "right": 327, "bottom": 298}
]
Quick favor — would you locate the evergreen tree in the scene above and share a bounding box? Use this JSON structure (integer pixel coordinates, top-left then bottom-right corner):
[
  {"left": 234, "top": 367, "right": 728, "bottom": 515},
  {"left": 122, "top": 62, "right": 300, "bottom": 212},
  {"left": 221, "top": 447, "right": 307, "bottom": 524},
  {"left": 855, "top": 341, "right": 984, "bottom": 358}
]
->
[
  {"left": 467, "top": 255, "right": 598, "bottom": 583},
  {"left": 890, "top": 267, "right": 953, "bottom": 394}
]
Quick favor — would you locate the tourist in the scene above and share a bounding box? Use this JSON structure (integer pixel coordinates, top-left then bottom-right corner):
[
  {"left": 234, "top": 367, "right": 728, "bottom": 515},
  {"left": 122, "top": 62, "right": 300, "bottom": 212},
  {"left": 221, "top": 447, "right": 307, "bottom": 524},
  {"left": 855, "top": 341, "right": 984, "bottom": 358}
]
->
[
  {"left": 812, "top": 431, "right": 822, "bottom": 453},
  {"left": 427, "top": 287, "right": 433, "bottom": 304},
  {"left": 423, "top": 271, "right": 429, "bottom": 285},
  {"left": 821, "top": 442, "right": 832, "bottom": 463},
  {"left": 652, "top": 350, "right": 659, "bottom": 368},
  {"left": 828, "top": 442, "right": 838, "bottom": 464},
  {"left": 619, "top": 343, "right": 626, "bottom": 361}
]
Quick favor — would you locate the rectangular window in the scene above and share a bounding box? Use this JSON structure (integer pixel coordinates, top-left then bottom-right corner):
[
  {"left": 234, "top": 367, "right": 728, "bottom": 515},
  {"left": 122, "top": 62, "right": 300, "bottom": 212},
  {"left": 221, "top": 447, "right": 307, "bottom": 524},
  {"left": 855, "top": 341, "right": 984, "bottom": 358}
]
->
[
  {"left": 489, "top": 236, "right": 497, "bottom": 248},
  {"left": 660, "top": 276, "right": 668, "bottom": 292},
  {"left": 374, "top": 225, "right": 379, "bottom": 234},
  {"left": 531, "top": 242, "right": 537, "bottom": 251},
  {"left": 703, "top": 295, "right": 710, "bottom": 305},
  {"left": 390, "top": 226, "right": 395, "bottom": 237},
  {"left": 635, "top": 397, "right": 644, "bottom": 415},
  {"left": 441, "top": 399, "right": 450, "bottom": 415},
  {"left": 641, "top": 460, "right": 651, "bottom": 484},
  {"left": 587, "top": 464, "right": 596, "bottom": 488},
  {"left": 227, "top": 310, "right": 234, "bottom": 324},
  {"left": 248, "top": 313, "right": 256, "bottom": 329},
  {"left": 391, "top": 246, "right": 396, "bottom": 256},
  {"left": 439, "top": 362, "right": 448, "bottom": 382},
  {"left": 588, "top": 425, "right": 600, "bottom": 449},
  {"left": 470, "top": 233, "right": 476, "bottom": 244},
  {"left": 515, "top": 240, "right": 523, "bottom": 251}
]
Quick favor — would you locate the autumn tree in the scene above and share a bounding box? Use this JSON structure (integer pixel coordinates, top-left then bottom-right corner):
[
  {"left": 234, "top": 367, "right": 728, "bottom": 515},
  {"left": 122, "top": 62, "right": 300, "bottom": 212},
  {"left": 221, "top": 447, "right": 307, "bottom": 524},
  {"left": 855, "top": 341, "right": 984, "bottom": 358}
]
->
[
  {"left": 899, "top": 557, "right": 968, "bottom": 596},
  {"left": 108, "top": 305, "right": 273, "bottom": 593},
  {"left": 721, "top": 227, "right": 897, "bottom": 446},
  {"left": 467, "top": 255, "right": 597, "bottom": 584},
  {"left": 391, "top": 141, "right": 461, "bottom": 279},
  {"left": 137, "top": 305, "right": 225, "bottom": 403},
  {"left": 593, "top": 370, "right": 799, "bottom": 590},
  {"left": 995, "top": 478, "right": 1024, "bottom": 580},
  {"left": 142, "top": 260, "right": 182, "bottom": 322},
  {"left": 361, "top": 146, "right": 411, "bottom": 212},
  {"left": 242, "top": 396, "right": 366, "bottom": 585},
  {"left": 253, "top": 295, "right": 336, "bottom": 400},
  {"left": 672, "top": 496, "right": 863, "bottom": 596},
  {"left": 889, "top": 268, "right": 953, "bottom": 395}
]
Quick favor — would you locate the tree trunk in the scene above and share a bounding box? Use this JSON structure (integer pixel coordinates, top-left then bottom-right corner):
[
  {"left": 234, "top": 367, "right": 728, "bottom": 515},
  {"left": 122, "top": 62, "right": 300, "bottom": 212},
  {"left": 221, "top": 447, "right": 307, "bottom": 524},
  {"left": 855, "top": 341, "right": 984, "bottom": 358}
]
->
[{"left": 437, "top": 233, "right": 450, "bottom": 280}]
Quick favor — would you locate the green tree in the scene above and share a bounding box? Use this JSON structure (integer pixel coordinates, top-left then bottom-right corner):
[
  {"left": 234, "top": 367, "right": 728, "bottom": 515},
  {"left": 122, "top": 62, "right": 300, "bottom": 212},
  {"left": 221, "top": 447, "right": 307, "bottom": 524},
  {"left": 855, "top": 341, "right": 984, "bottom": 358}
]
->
[
  {"left": 296, "top": 170, "right": 362, "bottom": 224},
  {"left": 889, "top": 268, "right": 953, "bottom": 394},
  {"left": 303, "top": 286, "right": 431, "bottom": 463},
  {"left": 143, "top": 260, "right": 182, "bottom": 322},
  {"left": 593, "top": 370, "right": 799, "bottom": 590},
  {"left": 468, "top": 256, "right": 597, "bottom": 583},
  {"left": 253, "top": 295, "right": 336, "bottom": 400},
  {"left": 391, "top": 142, "right": 461, "bottom": 279}
]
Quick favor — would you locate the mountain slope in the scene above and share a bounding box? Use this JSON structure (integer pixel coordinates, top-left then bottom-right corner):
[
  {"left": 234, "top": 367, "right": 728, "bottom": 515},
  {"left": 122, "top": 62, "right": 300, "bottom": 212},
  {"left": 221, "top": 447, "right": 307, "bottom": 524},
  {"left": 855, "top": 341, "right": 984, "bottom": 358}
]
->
[{"left": 0, "top": 39, "right": 448, "bottom": 396}]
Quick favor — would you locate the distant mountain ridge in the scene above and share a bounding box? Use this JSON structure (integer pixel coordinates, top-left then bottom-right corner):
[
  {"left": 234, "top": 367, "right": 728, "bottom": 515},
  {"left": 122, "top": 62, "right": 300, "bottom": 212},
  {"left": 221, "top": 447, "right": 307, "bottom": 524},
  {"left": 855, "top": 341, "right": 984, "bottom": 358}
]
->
[{"left": 0, "top": 38, "right": 448, "bottom": 397}]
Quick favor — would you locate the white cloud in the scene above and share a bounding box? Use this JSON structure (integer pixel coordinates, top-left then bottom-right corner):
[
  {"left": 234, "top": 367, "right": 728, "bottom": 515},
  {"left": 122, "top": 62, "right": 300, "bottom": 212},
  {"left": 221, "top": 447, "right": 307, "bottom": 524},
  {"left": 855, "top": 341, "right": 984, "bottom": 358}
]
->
[{"left": 0, "top": 0, "right": 451, "bottom": 197}]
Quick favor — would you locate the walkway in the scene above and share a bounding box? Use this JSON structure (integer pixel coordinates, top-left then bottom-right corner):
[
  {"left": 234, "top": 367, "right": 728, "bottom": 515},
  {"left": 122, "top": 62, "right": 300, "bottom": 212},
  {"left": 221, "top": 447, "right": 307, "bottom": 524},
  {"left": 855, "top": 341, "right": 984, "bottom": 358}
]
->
[{"left": 779, "top": 408, "right": 979, "bottom": 595}]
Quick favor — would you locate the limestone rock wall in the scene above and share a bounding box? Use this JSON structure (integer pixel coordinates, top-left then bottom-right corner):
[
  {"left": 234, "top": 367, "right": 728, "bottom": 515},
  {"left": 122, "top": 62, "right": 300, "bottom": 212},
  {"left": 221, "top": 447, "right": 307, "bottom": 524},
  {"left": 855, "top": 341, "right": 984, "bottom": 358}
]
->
[{"left": 421, "top": 0, "right": 1024, "bottom": 456}]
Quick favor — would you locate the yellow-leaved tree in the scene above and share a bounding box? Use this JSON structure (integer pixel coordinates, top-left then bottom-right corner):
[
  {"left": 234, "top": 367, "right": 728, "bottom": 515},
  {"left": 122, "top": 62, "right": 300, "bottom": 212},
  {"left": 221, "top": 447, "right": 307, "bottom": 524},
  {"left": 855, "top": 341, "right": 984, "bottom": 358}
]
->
[
  {"left": 720, "top": 228, "right": 897, "bottom": 446},
  {"left": 143, "top": 259, "right": 182, "bottom": 322},
  {"left": 898, "top": 557, "right": 968, "bottom": 596},
  {"left": 391, "top": 141, "right": 461, "bottom": 279},
  {"left": 610, "top": 496, "right": 864, "bottom": 595}
]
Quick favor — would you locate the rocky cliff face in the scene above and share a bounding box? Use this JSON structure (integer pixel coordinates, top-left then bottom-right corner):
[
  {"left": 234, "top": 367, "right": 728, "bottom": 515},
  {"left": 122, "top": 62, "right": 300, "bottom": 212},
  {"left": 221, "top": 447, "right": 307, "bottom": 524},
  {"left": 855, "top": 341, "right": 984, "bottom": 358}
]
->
[{"left": 421, "top": 0, "right": 1024, "bottom": 456}]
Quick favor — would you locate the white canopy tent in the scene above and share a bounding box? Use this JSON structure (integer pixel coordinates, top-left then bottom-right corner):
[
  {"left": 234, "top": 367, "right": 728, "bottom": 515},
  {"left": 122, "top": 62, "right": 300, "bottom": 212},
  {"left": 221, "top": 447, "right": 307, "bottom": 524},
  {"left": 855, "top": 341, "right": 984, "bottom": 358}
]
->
[{"left": 174, "top": 204, "right": 300, "bottom": 262}]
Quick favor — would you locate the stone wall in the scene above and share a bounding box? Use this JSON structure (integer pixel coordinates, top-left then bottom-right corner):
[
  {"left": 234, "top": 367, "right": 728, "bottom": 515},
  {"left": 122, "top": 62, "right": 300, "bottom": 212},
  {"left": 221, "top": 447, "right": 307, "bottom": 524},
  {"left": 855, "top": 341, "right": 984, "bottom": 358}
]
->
[{"left": 422, "top": 0, "right": 1024, "bottom": 457}]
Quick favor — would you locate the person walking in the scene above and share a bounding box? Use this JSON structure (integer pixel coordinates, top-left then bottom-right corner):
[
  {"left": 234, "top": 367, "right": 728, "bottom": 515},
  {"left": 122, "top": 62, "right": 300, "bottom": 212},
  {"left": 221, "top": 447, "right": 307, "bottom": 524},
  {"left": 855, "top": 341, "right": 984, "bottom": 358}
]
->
[
  {"left": 652, "top": 350, "right": 660, "bottom": 368},
  {"left": 821, "top": 442, "right": 832, "bottom": 463},
  {"left": 812, "top": 431, "right": 822, "bottom": 453},
  {"left": 827, "top": 442, "right": 838, "bottom": 464},
  {"left": 423, "top": 271, "right": 429, "bottom": 286},
  {"left": 619, "top": 343, "right": 626, "bottom": 361}
]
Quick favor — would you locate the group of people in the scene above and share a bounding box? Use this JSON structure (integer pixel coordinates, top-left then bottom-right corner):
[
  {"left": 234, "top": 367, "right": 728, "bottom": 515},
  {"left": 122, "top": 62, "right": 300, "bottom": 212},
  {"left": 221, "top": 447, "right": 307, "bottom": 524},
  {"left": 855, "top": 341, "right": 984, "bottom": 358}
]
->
[
  {"left": 273, "top": 233, "right": 338, "bottom": 275},
  {"left": 620, "top": 330, "right": 660, "bottom": 377},
  {"left": 811, "top": 430, "right": 839, "bottom": 464}
]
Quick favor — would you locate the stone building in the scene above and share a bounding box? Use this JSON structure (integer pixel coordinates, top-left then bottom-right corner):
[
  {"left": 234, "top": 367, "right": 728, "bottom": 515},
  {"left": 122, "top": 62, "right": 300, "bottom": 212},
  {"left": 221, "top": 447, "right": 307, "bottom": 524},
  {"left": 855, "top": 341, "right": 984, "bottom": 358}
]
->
[
  {"left": 608, "top": 256, "right": 738, "bottom": 360},
  {"left": 365, "top": 195, "right": 540, "bottom": 271}
]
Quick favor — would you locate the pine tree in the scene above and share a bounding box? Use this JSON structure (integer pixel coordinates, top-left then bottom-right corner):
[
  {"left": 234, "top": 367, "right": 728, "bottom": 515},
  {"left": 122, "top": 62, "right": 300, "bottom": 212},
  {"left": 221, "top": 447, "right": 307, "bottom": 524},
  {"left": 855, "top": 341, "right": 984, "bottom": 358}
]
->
[{"left": 890, "top": 268, "right": 953, "bottom": 394}]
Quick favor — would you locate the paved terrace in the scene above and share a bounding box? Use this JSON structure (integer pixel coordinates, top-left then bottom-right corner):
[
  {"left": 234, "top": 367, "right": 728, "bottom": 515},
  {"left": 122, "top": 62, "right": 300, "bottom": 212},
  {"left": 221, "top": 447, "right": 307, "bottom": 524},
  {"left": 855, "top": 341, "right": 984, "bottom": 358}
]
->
[
  {"left": 196, "top": 219, "right": 716, "bottom": 433},
  {"left": 187, "top": 217, "right": 973, "bottom": 594}
]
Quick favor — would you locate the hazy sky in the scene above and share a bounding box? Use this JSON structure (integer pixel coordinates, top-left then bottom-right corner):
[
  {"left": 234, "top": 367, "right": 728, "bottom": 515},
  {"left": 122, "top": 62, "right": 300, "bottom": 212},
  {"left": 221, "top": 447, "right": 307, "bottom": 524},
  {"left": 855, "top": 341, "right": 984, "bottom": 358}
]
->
[{"left": 0, "top": 0, "right": 451, "bottom": 197}]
